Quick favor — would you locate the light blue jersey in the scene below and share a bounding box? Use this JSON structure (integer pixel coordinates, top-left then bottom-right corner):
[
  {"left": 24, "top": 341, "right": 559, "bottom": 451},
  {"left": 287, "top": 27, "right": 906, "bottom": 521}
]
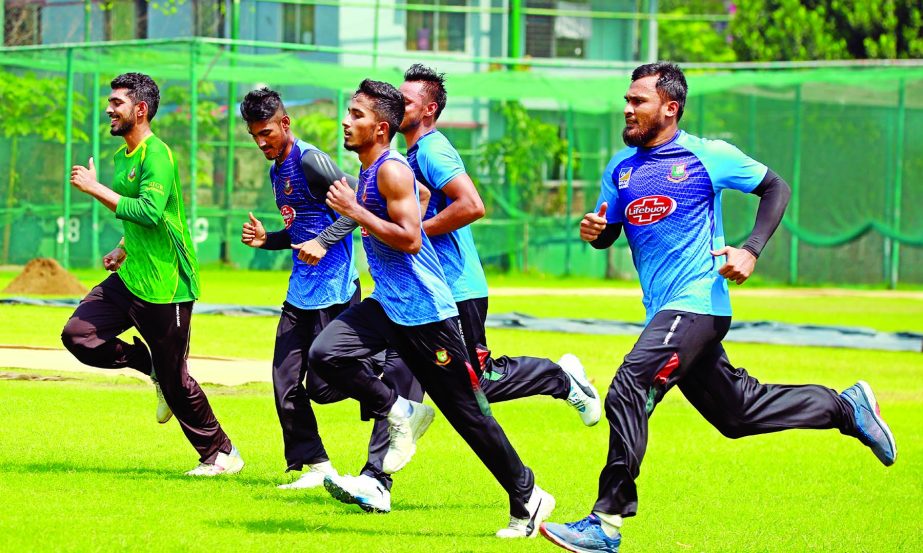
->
[
  {"left": 596, "top": 130, "right": 767, "bottom": 323},
  {"left": 407, "top": 130, "right": 489, "bottom": 302},
  {"left": 358, "top": 149, "right": 458, "bottom": 326},
  {"left": 270, "top": 139, "right": 358, "bottom": 310}
]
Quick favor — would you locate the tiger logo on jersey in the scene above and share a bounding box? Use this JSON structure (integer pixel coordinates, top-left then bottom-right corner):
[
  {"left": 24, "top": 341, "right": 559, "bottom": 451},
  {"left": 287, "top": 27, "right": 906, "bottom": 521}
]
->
[
  {"left": 624, "top": 195, "right": 676, "bottom": 226},
  {"left": 283, "top": 177, "right": 293, "bottom": 195},
  {"left": 128, "top": 167, "right": 136, "bottom": 181},
  {"left": 280, "top": 205, "right": 296, "bottom": 229}
]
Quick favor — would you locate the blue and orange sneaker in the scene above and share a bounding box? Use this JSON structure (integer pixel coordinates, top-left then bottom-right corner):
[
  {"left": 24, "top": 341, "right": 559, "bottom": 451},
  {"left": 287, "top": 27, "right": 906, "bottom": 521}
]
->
[
  {"left": 540, "top": 514, "right": 621, "bottom": 553},
  {"left": 840, "top": 381, "right": 896, "bottom": 466}
]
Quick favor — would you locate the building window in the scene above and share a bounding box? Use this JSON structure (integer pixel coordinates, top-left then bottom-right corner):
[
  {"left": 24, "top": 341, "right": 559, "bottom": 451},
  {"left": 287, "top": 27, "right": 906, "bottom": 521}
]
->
[
  {"left": 525, "top": 0, "right": 591, "bottom": 59},
  {"left": 406, "top": 0, "right": 467, "bottom": 52},
  {"left": 282, "top": 3, "right": 315, "bottom": 44},
  {"left": 4, "top": 1, "right": 42, "bottom": 46}
]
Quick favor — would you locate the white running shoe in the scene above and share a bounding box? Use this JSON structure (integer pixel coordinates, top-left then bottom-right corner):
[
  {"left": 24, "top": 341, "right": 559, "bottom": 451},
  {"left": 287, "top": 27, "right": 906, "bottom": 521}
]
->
[
  {"left": 150, "top": 373, "right": 173, "bottom": 424},
  {"left": 324, "top": 474, "right": 391, "bottom": 513},
  {"left": 185, "top": 446, "right": 245, "bottom": 477},
  {"left": 278, "top": 461, "right": 338, "bottom": 490},
  {"left": 559, "top": 353, "right": 601, "bottom": 426},
  {"left": 496, "top": 484, "right": 556, "bottom": 538},
  {"left": 382, "top": 400, "right": 435, "bottom": 474}
]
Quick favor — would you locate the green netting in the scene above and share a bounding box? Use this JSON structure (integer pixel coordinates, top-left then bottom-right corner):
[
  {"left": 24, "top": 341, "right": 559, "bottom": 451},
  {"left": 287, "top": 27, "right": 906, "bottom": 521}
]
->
[{"left": 1, "top": 38, "right": 921, "bottom": 284}]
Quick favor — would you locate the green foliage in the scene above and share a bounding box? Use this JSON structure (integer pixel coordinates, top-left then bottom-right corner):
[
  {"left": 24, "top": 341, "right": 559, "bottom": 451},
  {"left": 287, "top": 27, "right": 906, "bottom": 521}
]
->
[
  {"left": 730, "top": 0, "right": 923, "bottom": 60},
  {"left": 155, "top": 82, "right": 224, "bottom": 188},
  {"left": 96, "top": 0, "right": 187, "bottom": 17},
  {"left": 481, "top": 102, "right": 568, "bottom": 216},
  {"left": 658, "top": 0, "right": 737, "bottom": 62},
  {"left": 289, "top": 101, "right": 358, "bottom": 175},
  {"left": 0, "top": 70, "right": 88, "bottom": 143},
  {"left": 149, "top": 0, "right": 187, "bottom": 17}
]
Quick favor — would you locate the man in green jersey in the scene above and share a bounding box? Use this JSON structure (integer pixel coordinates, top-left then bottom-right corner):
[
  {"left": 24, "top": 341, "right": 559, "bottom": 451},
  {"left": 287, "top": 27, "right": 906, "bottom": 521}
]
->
[{"left": 62, "top": 73, "right": 243, "bottom": 476}]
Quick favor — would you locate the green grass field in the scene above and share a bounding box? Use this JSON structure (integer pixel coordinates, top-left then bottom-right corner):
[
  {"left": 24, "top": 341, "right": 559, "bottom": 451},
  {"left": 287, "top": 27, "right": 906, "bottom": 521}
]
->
[{"left": 0, "top": 268, "right": 921, "bottom": 551}]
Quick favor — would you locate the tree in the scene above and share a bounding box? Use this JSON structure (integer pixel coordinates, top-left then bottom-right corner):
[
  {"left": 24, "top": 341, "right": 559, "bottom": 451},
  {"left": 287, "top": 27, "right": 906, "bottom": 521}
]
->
[
  {"left": 480, "top": 101, "right": 569, "bottom": 271},
  {"left": 481, "top": 101, "right": 568, "bottom": 218},
  {"left": 0, "top": 69, "right": 88, "bottom": 262},
  {"left": 729, "top": 0, "right": 923, "bottom": 61},
  {"left": 658, "top": 0, "right": 737, "bottom": 63}
]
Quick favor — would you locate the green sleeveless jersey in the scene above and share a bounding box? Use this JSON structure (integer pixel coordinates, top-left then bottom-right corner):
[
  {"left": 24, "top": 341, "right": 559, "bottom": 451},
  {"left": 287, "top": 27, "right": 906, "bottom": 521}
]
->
[{"left": 113, "top": 134, "right": 199, "bottom": 303}]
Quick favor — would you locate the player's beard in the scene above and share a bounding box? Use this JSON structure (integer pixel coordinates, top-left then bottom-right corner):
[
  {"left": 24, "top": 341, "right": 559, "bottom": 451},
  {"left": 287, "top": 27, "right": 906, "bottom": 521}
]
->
[
  {"left": 399, "top": 112, "right": 421, "bottom": 133},
  {"left": 622, "top": 115, "right": 664, "bottom": 147},
  {"left": 110, "top": 112, "right": 136, "bottom": 137}
]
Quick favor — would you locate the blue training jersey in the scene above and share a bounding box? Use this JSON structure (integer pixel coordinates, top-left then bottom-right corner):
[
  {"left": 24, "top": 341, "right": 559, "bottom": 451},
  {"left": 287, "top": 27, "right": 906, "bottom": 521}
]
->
[
  {"left": 358, "top": 149, "right": 458, "bottom": 326},
  {"left": 596, "top": 130, "right": 767, "bottom": 323},
  {"left": 270, "top": 139, "right": 359, "bottom": 310},
  {"left": 407, "top": 130, "right": 489, "bottom": 302}
]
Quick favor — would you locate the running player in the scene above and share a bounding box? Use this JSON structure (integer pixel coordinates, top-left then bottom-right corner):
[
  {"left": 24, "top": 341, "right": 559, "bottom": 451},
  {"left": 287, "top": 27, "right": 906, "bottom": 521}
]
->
[
  {"left": 238, "top": 88, "right": 421, "bottom": 501},
  {"left": 308, "top": 79, "right": 554, "bottom": 537},
  {"left": 400, "top": 64, "right": 600, "bottom": 420},
  {"left": 540, "top": 62, "right": 897, "bottom": 553},
  {"left": 305, "top": 64, "right": 601, "bottom": 427},
  {"left": 63, "top": 72, "right": 243, "bottom": 476}
]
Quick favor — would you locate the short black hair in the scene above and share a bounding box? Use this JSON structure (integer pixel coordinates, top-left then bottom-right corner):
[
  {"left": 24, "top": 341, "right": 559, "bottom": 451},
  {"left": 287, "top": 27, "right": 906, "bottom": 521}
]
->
[
  {"left": 240, "top": 87, "right": 286, "bottom": 123},
  {"left": 110, "top": 72, "right": 160, "bottom": 121},
  {"left": 631, "top": 62, "right": 687, "bottom": 122},
  {"left": 403, "top": 63, "right": 447, "bottom": 120},
  {"left": 354, "top": 79, "right": 405, "bottom": 140}
]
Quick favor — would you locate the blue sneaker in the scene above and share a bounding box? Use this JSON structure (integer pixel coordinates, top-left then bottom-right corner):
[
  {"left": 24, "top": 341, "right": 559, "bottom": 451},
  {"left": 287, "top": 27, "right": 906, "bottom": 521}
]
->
[
  {"left": 840, "top": 381, "right": 896, "bottom": 466},
  {"left": 540, "top": 514, "right": 621, "bottom": 553}
]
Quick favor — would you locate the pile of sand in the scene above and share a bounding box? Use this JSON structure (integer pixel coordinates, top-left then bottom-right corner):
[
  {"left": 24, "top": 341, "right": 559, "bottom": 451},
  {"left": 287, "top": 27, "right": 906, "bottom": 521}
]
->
[{"left": 2, "top": 258, "right": 88, "bottom": 295}]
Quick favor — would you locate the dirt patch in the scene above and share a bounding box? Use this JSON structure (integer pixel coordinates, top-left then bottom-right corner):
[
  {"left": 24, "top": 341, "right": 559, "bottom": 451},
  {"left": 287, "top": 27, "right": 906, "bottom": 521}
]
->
[{"left": 2, "top": 258, "right": 87, "bottom": 295}]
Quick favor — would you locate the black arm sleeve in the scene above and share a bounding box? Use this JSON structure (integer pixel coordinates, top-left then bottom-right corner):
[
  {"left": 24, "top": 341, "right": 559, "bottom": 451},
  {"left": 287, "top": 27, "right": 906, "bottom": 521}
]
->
[
  {"left": 301, "top": 149, "right": 357, "bottom": 199},
  {"left": 315, "top": 216, "right": 359, "bottom": 250},
  {"left": 300, "top": 148, "right": 360, "bottom": 249},
  {"left": 261, "top": 229, "right": 292, "bottom": 250},
  {"left": 741, "top": 169, "right": 791, "bottom": 258},
  {"left": 590, "top": 223, "right": 622, "bottom": 250}
]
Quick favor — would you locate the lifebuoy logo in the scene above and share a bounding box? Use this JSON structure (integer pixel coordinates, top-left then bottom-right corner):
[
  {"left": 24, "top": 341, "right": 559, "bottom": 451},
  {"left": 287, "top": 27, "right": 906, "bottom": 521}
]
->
[
  {"left": 624, "top": 195, "right": 676, "bottom": 226},
  {"left": 280, "top": 205, "right": 296, "bottom": 229}
]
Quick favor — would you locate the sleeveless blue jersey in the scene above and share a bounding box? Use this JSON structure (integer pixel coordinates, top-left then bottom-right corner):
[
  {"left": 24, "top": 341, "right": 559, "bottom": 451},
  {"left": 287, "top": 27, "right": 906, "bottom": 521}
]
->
[
  {"left": 357, "top": 149, "right": 458, "bottom": 326},
  {"left": 407, "top": 130, "right": 488, "bottom": 302},
  {"left": 595, "top": 130, "right": 767, "bottom": 323},
  {"left": 270, "top": 139, "right": 358, "bottom": 309}
]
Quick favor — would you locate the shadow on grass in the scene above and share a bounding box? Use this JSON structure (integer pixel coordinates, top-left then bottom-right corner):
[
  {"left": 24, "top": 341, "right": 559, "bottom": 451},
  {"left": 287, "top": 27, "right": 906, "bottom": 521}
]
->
[
  {"left": 1, "top": 461, "right": 272, "bottom": 486},
  {"left": 245, "top": 488, "right": 482, "bottom": 512},
  {"left": 213, "top": 516, "right": 491, "bottom": 539}
]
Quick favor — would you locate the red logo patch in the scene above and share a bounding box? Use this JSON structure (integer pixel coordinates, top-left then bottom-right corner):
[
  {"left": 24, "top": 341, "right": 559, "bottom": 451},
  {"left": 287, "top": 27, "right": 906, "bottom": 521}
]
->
[
  {"left": 624, "top": 195, "right": 676, "bottom": 226},
  {"left": 280, "top": 205, "right": 296, "bottom": 229},
  {"left": 360, "top": 227, "right": 370, "bottom": 237}
]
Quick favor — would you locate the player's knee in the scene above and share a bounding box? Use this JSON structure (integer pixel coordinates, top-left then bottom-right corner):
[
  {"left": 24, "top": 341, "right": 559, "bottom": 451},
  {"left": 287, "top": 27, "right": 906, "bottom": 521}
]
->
[
  {"left": 272, "top": 363, "right": 301, "bottom": 392},
  {"left": 309, "top": 386, "right": 343, "bottom": 404},
  {"left": 306, "top": 340, "right": 335, "bottom": 375},
  {"left": 61, "top": 318, "right": 93, "bottom": 357},
  {"left": 603, "top": 384, "right": 629, "bottom": 420}
]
